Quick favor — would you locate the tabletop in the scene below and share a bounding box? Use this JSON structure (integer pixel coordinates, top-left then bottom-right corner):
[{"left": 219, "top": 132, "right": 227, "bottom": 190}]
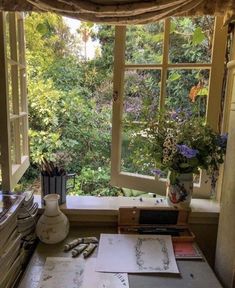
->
[{"left": 18, "top": 226, "right": 223, "bottom": 288}]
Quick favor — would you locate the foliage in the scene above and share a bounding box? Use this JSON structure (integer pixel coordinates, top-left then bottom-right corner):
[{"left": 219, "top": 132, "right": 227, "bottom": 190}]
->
[
  {"left": 21, "top": 13, "right": 116, "bottom": 195},
  {"left": 20, "top": 13, "right": 219, "bottom": 197},
  {"left": 130, "top": 111, "right": 227, "bottom": 185},
  {"left": 44, "top": 57, "right": 81, "bottom": 92},
  {"left": 70, "top": 167, "right": 122, "bottom": 196}
]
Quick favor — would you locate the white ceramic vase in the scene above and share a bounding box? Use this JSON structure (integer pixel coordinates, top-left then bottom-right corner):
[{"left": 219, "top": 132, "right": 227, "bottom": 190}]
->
[
  {"left": 36, "top": 194, "right": 69, "bottom": 244},
  {"left": 166, "top": 173, "right": 193, "bottom": 209}
]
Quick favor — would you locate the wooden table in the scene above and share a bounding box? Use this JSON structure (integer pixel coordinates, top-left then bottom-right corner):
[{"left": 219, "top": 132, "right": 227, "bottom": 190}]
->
[{"left": 18, "top": 226, "right": 223, "bottom": 288}]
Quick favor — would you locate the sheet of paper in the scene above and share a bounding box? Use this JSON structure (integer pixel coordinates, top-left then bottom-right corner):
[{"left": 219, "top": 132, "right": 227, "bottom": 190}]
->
[
  {"left": 96, "top": 234, "right": 179, "bottom": 274},
  {"left": 38, "top": 257, "right": 129, "bottom": 288},
  {"left": 37, "top": 257, "right": 86, "bottom": 288},
  {"left": 83, "top": 258, "right": 129, "bottom": 288}
]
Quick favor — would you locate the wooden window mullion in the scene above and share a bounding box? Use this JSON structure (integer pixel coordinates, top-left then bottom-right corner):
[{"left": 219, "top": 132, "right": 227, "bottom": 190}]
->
[{"left": 111, "top": 26, "right": 126, "bottom": 183}]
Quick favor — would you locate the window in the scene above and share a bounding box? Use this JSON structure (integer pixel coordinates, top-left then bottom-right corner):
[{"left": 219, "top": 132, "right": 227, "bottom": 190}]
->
[
  {"left": 0, "top": 12, "right": 29, "bottom": 191},
  {"left": 111, "top": 17, "right": 227, "bottom": 197}
]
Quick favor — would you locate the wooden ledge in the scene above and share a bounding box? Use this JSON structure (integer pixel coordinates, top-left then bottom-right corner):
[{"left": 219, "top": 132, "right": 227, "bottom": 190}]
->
[{"left": 34, "top": 195, "right": 220, "bottom": 225}]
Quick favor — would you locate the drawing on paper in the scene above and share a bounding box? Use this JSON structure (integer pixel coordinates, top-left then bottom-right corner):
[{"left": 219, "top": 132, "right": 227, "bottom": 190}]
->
[
  {"left": 135, "top": 237, "right": 170, "bottom": 271},
  {"left": 38, "top": 257, "right": 85, "bottom": 288},
  {"left": 96, "top": 234, "right": 179, "bottom": 274},
  {"left": 96, "top": 273, "right": 129, "bottom": 288},
  {"left": 82, "top": 258, "right": 129, "bottom": 288},
  {"left": 38, "top": 257, "right": 130, "bottom": 288}
]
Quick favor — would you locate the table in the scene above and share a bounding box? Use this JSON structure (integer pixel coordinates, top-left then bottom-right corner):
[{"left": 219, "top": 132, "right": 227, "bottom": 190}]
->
[{"left": 18, "top": 226, "right": 223, "bottom": 288}]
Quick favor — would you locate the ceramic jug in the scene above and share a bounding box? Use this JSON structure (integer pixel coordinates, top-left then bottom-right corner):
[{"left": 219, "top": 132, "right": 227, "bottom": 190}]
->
[{"left": 36, "top": 194, "right": 69, "bottom": 244}]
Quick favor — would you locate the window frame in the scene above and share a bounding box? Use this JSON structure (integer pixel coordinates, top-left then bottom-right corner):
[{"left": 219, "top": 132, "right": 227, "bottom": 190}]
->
[
  {"left": 0, "top": 12, "right": 29, "bottom": 191},
  {"left": 111, "top": 16, "right": 228, "bottom": 198}
]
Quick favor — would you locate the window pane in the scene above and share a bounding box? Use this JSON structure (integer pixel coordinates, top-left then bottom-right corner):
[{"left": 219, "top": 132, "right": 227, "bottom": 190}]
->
[
  {"left": 169, "top": 16, "right": 215, "bottom": 64},
  {"left": 5, "top": 13, "right": 11, "bottom": 60},
  {"left": 165, "top": 69, "right": 210, "bottom": 119},
  {"left": 8, "top": 63, "right": 13, "bottom": 115},
  {"left": 19, "top": 67, "right": 26, "bottom": 113},
  {"left": 121, "top": 124, "right": 156, "bottom": 176},
  {"left": 121, "top": 69, "right": 161, "bottom": 175},
  {"left": 19, "top": 117, "right": 24, "bottom": 156},
  {"left": 125, "top": 23, "right": 164, "bottom": 64},
  {"left": 123, "top": 69, "right": 161, "bottom": 122},
  {"left": 10, "top": 121, "right": 15, "bottom": 164}
]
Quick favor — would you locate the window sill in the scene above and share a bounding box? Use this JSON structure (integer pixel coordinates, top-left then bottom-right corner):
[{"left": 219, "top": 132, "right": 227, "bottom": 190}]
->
[{"left": 34, "top": 195, "right": 220, "bottom": 225}]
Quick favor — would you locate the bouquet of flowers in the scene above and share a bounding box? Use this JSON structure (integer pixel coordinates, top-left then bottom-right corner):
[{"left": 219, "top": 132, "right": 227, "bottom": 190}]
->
[{"left": 133, "top": 111, "right": 227, "bottom": 188}]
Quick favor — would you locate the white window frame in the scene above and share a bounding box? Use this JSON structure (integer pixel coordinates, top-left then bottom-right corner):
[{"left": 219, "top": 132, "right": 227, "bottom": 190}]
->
[
  {"left": 111, "top": 17, "right": 228, "bottom": 198},
  {"left": 0, "top": 12, "right": 29, "bottom": 191}
]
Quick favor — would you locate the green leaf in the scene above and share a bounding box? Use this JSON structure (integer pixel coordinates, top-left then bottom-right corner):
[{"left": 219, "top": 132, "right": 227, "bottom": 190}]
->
[
  {"left": 192, "top": 28, "right": 206, "bottom": 46},
  {"left": 197, "top": 87, "right": 208, "bottom": 96},
  {"left": 168, "top": 72, "right": 181, "bottom": 82},
  {"left": 36, "top": 23, "right": 48, "bottom": 35},
  {"left": 179, "top": 163, "right": 190, "bottom": 168}
]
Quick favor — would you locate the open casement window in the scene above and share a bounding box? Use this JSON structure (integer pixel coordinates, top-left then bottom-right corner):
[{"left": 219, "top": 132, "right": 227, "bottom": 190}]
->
[
  {"left": 111, "top": 16, "right": 227, "bottom": 198},
  {"left": 0, "top": 12, "right": 29, "bottom": 191}
]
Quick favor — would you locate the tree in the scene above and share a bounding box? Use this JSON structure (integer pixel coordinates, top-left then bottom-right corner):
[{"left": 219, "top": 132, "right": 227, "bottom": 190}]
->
[
  {"left": 19, "top": 13, "right": 214, "bottom": 196},
  {"left": 19, "top": 13, "right": 120, "bottom": 196}
]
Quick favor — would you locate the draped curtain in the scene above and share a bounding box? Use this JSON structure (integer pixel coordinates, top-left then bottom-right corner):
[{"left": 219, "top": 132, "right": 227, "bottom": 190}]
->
[{"left": 0, "top": 0, "right": 234, "bottom": 24}]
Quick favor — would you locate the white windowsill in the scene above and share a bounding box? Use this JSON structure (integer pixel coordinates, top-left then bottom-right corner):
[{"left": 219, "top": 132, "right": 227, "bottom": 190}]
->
[{"left": 34, "top": 195, "right": 220, "bottom": 225}]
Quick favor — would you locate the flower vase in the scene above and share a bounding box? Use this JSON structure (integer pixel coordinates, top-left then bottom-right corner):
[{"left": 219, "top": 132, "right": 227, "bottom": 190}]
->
[
  {"left": 166, "top": 173, "right": 193, "bottom": 208},
  {"left": 36, "top": 194, "right": 69, "bottom": 244}
]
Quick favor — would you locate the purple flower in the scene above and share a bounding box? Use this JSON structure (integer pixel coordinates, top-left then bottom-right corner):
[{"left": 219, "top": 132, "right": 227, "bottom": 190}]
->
[
  {"left": 151, "top": 169, "right": 167, "bottom": 178},
  {"left": 217, "top": 133, "right": 228, "bottom": 149},
  {"left": 177, "top": 144, "right": 199, "bottom": 158},
  {"left": 170, "top": 109, "right": 193, "bottom": 121},
  {"left": 170, "top": 111, "right": 178, "bottom": 120},
  {"left": 151, "top": 169, "right": 162, "bottom": 175}
]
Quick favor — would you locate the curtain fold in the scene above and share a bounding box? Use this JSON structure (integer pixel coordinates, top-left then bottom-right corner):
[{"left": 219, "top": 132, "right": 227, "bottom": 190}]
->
[{"left": 1, "top": 0, "right": 234, "bottom": 24}]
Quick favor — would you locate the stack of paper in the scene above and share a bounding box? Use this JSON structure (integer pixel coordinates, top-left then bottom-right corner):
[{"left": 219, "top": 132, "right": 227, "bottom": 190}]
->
[{"left": 0, "top": 193, "right": 24, "bottom": 288}]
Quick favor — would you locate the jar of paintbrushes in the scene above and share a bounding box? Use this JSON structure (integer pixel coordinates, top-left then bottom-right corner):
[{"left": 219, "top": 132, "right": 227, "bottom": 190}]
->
[{"left": 39, "top": 158, "right": 75, "bottom": 205}]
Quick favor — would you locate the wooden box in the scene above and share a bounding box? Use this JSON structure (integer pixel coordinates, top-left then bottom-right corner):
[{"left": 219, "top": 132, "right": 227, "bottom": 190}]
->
[{"left": 118, "top": 206, "right": 195, "bottom": 242}]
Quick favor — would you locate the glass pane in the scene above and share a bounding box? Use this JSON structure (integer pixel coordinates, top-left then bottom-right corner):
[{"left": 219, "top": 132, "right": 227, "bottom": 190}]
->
[
  {"left": 8, "top": 63, "right": 13, "bottom": 115},
  {"left": 169, "top": 16, "right": 215, "bottom": 64},
  {"left": 123, "top": 69, "right": 161, "bottom": 122},
  {"left": 17, "top": 18, "right": 24, "bottom": 65},
  {"left": 10, "top": 121, "right": 15, "bottom": 164},
  {"left": 10, "top": 65, "right": 20, "bottom": 115},
  {"left": 5, "top": 13, "right": 11, "bottom": 60},
  {"left": 19, "top": 67, "right": 26, "bottom": 113},
  {"left": 125, "top": 22, "right": 164, "bottom": 64},
  {"left": 121, "top": 124, "right": 156, "bottom": 176},
  {"left": 165, "top": 69, "right": 210, "bottom": 119},
  {"left": 121, "top": 69, "right": 161, "bottom": 175},
  {"left": 19, "top": 117, "right": 24, "bottom": 156},
  {"left": 8, "top": 13, "right": 19, "bottom": 62}
]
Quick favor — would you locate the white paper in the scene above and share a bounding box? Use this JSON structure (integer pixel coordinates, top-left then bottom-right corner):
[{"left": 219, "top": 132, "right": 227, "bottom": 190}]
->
[
  {"left": 38, "top": 257, "right": 129, "bottom": 288},
  {"left": 37, "top": 257, "right": 86, "bottom": 288},
  {"left": 83, "top": 258, "right": 129, "bottom": 288},
  {"left": 96, "top": 234, "right": 179, "bottom": 274}
]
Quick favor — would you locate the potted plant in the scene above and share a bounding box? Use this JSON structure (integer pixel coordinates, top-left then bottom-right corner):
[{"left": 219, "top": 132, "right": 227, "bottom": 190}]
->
[{"left": 132, "top": 111, "right": 227, "bottom": 208}]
